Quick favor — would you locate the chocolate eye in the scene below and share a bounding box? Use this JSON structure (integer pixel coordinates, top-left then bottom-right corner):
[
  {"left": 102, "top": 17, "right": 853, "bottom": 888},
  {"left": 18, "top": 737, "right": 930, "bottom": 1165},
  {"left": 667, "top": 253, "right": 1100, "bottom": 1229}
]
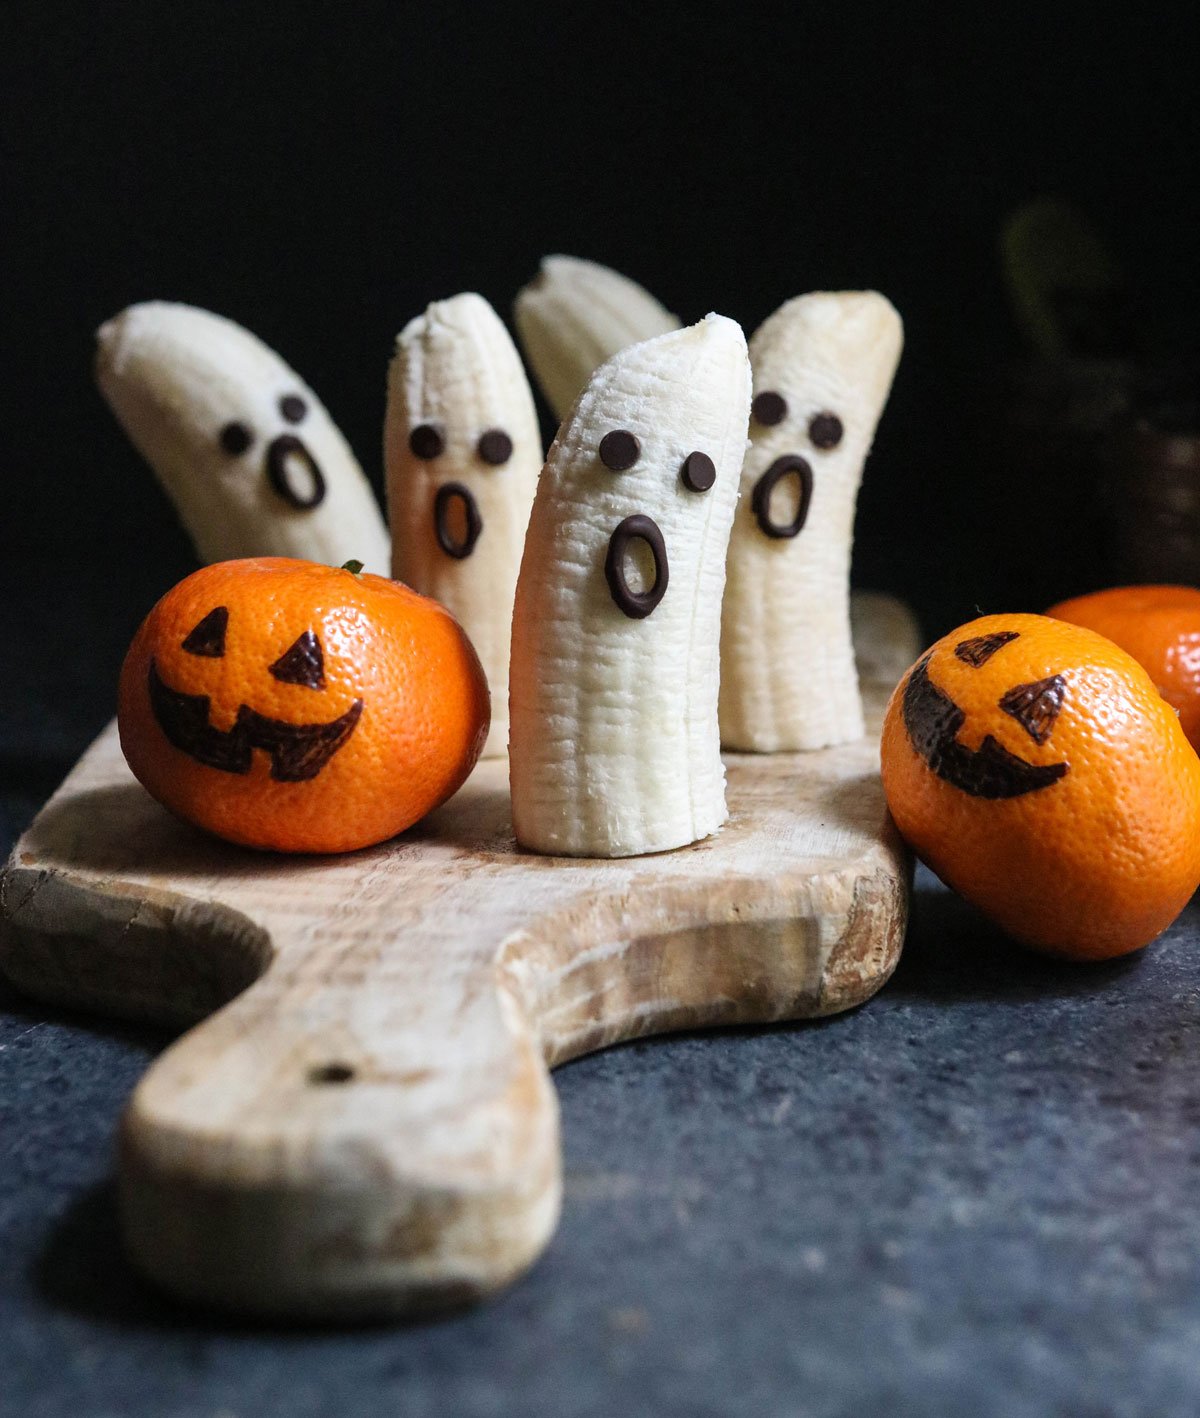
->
[
  {"left": 954, "top": 632, "right": 1020, "bottom": 667},
  {"left": 680, "top": 451, "right": 716, "bottom": 493},
  {"left": 219, "top": 422, "right": 253, "bottom": 456},
  {"left": 808, "top": 411, "right": 843, "bottom": 449},
  {"left": 477, "top": 428, "right": 513, "bottom": 466},
  {"left": 599, "top": 429, "right": 641, "bottom": 471},
  {"left": 751, "top": 391, "right": 787, "bottom": 427},
  {"left": 279, "top": 394, "right": 307, "bottom": 424},
  {"left": 269, "top": 630, "right": 326, "bottom": 689},
  {"left": 409, "top": 423, "right": 446, "bottom": 460},
  {"left": 181, "top": 606, "right": 228, "bottom": 658}
]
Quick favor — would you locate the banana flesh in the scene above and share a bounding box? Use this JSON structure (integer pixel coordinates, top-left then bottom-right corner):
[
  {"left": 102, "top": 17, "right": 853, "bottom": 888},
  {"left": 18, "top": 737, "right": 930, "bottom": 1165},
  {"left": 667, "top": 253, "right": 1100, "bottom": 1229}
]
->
[
  {"left": 95, "top": 302, "right": 389, "bottom": 572},
  {"left": 385, "top": 292, "right": 541, "bottom": 758},
  {"left": 513, "top": 255, "right": 681, "bottom": 423},
  {"left": 510, "top": 314, "right": 751, "bottom": 857},
  {"left": 719, "top": 291, "right": 903, "bottom": 752}
]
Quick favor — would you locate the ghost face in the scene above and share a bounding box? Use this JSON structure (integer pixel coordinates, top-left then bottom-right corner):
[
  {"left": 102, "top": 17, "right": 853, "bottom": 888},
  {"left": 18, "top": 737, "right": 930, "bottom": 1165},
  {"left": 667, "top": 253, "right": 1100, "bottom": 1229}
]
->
[
  {"left": 95, "top": 301, "right": 389, "bottom": 569},
  {"left": 217, "top": 389, "right": 326, "bottom": 511}
]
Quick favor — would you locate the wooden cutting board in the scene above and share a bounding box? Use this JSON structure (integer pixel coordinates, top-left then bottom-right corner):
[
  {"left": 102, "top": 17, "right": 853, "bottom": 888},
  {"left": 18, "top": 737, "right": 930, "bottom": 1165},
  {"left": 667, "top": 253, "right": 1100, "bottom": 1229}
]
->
[{"left": 0, "top": 591, "right": 918, "bottom": 1320}]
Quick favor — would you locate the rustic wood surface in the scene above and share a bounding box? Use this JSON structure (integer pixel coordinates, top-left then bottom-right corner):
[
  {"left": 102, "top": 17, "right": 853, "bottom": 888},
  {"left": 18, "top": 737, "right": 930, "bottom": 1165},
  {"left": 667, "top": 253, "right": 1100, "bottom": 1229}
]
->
[{"left": 0, "top": 592, "right": 919, "bottom": 1320}]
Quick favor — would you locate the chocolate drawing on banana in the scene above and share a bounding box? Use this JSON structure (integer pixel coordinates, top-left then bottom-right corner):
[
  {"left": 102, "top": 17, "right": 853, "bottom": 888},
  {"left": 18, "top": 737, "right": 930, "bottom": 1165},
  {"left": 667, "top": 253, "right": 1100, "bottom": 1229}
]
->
[
  {"left": 385, "top": 293, "right": 541, "bottom": 758},
  {"left": 95, "top": 302, "right": 389, "bottom": 572},
  {"left": 719, "top": 292, "right": 904, "bottom": 753},
  {"left": 509, "top": 314, "right": 751, "bottom": 858}
]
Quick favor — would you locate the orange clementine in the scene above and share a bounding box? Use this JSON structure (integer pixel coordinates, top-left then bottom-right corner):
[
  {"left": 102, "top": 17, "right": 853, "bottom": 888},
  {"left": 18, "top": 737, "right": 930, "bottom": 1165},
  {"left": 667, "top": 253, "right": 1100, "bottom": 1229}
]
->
[
  {"left": 880, "top": 612, "right": 1200, "bottom": 960},
  {"left": 1047, "top": 584, "right": 1200, "bottom": 751},
  {"left": 118, "top": 557, "right": 489, "bottom": 852}
]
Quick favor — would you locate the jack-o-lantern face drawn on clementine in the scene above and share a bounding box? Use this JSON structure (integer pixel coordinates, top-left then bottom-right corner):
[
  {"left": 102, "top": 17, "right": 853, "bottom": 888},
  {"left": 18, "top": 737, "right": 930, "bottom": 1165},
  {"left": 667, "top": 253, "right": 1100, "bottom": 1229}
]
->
[
  {"left": 148, "top": 605, "right": 363, "bottom": 782},
  {"left": 880, "top": 611, "right": 1200, "bottom": 960},
  {"left": 901, "top": 631, "right": 1069, "bottom": 799},
  {"left": 118, "top": 557, "right": 491, "bottom": 854}
]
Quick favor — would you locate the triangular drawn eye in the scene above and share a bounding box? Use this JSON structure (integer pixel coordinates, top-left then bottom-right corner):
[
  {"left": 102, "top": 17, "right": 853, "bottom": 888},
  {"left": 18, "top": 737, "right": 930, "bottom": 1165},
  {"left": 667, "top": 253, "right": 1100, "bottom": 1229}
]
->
[
  {"left": 954, "top": 631, "right": 1020, "bottom": 667},
  {"left": 269, "top": 631, "right": 325, "bottom": 689},
  {"left": 181, "top": 607, "right": 228, "bottom": 657},
  {"left": 999, "top": 675, "right": 1066, "bottom": 744}
]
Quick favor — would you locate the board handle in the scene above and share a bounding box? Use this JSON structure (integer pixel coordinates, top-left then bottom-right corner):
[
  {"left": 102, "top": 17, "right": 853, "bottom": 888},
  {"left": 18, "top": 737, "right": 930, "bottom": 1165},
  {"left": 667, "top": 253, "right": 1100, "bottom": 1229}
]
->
[{"left": 119, "top": 956, "right": 562, "bottom": 1319}]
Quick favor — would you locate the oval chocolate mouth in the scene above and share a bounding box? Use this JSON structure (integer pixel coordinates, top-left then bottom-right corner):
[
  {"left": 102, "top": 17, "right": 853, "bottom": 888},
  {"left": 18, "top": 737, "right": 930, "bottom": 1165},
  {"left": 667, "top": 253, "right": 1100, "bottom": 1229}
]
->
[
  {"left": 605, "top": 514, "right": 669, "bottom": 619},
  {"left": 267, "top": 434, "right": 326, "bottom": 510},
  {"left": 434, "top": 482, "right": 483, "bottom": 559},
  {"left": 750, "top": 455, "right": 813, "bottom": 539}
]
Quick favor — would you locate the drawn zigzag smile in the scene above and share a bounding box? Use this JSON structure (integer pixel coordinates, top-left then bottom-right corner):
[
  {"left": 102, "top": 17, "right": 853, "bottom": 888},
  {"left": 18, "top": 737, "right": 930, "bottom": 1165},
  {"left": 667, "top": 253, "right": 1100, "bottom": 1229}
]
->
[{"left": 148, "top": 659, "right": 362, "bottom": 781}]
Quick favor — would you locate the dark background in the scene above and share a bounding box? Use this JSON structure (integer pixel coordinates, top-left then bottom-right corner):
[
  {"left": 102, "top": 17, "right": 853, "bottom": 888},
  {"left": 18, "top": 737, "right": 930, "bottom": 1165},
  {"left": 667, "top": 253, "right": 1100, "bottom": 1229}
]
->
[
  {"left": 6, "top": 3, "right": 1199, "bottom": 622},
  {"left": 5, "top": 6, "right": 1200, "bottom": 1415}
]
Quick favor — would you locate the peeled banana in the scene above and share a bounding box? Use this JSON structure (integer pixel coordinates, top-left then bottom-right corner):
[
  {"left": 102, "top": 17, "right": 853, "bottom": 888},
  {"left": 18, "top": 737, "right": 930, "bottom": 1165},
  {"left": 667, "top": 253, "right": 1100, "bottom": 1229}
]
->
[
  {"left": 719, "top": 291, "right": 904, "bottom": 752},
  {"left": 95, "top": 302, "right": 389, "bottom": 572},
  {"left": 509, "top": 314, "right": 751, "bottom": 857},
  {"left": 384, "top": 292, "right": 541, "bottom": 758},
  {"left": 513, "top": 255, "right": 681, "bottom": 423}
]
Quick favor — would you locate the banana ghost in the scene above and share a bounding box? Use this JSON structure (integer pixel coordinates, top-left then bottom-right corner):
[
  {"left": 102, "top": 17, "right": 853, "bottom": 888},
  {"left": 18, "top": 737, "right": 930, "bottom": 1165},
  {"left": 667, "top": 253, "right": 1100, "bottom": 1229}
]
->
[
  {"left": 719, "top": 292, "right": 904, "bottom": 752},
  {"left": 510, "top": 314, "right": 751, "bottom": 857},
  {"left": 384, "top": 293, "right": 541, "bottom": 759},
  {"left": 513, "top": 255, "right": 681, "bottom": 423},
  {"left": 95, "top": 302, "right": 389, "bottom": 572}
]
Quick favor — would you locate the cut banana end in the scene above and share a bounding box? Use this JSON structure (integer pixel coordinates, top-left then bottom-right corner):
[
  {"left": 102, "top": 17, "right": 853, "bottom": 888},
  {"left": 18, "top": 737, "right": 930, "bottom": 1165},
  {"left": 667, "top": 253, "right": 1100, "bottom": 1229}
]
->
[
  {"left": 510, "top": 313, "right": 751, "bottom": 858},
  {"left": 385, "top": 292, "right": 541, "bottom": 758},
  {"left": 513, "top": 255, "right": 681, "bottom": 423},
  {"left": 95, "top": 302, "right": 389, "bottom": 572},
  {"left": 719, "top": 292, "right": 904, "bottom": 752}
]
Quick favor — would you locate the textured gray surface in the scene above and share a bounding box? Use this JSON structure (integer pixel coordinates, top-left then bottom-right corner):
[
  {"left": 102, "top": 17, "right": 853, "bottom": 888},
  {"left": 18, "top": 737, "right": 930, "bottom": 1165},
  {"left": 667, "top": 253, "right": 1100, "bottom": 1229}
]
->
[{"left": 4, "top": 558, "right": 1200, "bottom": 1417}]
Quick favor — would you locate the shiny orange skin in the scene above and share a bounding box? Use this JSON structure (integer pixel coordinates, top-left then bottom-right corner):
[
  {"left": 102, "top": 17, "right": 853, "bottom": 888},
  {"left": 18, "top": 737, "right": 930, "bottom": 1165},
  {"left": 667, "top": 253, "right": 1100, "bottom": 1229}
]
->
[
  {"left": 880, "top": 613, "right": 1200, "bottom": 960},
  {"left": 1047, "top": 585, "right": 1200, "bottom": 751},
  {"left": 118, "top": 558, "right": 489, "bottom": 853}
]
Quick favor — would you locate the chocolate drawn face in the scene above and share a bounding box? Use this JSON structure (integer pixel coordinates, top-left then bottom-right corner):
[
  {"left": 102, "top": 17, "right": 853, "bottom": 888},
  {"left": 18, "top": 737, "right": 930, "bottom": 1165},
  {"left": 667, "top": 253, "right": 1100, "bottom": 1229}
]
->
[
  {"left": 595, "top": 430, "right": 720, "bottom": 620},
  {"left": 410, "top": 421, "right": 519, "bottom": 560},
  {"left": 902, "top": 632, "right": 1069, "bottom": 798},
  {"left": 746, "top": 391, "right": 848, "bottom": 540},
  {"left": 149, "top": 607, "right": 362, "bottom": 781},
  {"left": 218, "top": 391, "right": 326, "bottom": 511}
]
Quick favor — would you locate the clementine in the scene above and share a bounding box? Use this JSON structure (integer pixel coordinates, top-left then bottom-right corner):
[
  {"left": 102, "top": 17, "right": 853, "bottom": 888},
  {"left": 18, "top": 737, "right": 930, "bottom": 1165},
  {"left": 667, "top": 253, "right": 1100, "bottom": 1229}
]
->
[
  {"left": 880, "top": 613, "right": 1200, "bottom": 960},
  {"left": 1047, "top": 584, "right": 1200, "bottom": 751},
  {"left": 118, "top": 557, "right": 489, "bottom": 852}
]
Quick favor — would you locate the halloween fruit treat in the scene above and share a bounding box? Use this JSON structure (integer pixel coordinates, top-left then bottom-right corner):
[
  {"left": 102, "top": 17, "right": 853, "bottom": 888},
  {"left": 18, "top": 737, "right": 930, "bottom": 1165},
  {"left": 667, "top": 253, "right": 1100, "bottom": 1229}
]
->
[
  {"left": 509, "top": 314, "right": 751, "bottom": 857},
  {"left": 96, "top": 302, "right": 390, "bottom": 572},
  {"left": 1047, "top": 584, "right": 1200, "bottom": 751},
  {"left": 385, "top": 293, "right": 541, "bottom": 759},
  {"left": 118, "top": 558, "right": 489, "bottom": 853},
  {"left": 720, "top": 292, "right": 903, "bottom": 752},
  {"left": 881, "top": 613, "right": 1200, "bottom": 960},
  {"left": 514, "top": 255, "right": 680, "bottom": 422}
]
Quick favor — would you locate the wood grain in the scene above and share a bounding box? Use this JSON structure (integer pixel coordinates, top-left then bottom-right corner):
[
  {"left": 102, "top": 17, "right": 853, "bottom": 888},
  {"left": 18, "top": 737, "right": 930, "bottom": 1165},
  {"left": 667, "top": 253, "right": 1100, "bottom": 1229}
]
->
[{"left": 0, "top": 592, "right": 919, "bottom": 1320}]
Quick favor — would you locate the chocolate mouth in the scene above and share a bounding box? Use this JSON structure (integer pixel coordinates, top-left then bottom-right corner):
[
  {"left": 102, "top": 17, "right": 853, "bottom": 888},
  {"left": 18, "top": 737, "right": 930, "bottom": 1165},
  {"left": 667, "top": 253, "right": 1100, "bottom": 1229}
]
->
[
  {"left": 902, "top": 655, "right": 1068, "bottom": 799},
  {"left": 149, "top": 659, "right": 362, "bottom": 781},
  {"left": 605, "top": 514, "right": 669, "bottom": 619},
  {"left": 267, "top": 434, "right": 326, "bottom": 510},
  {"left": 751, "top": 455, "right": 813, "bottom": 539}
]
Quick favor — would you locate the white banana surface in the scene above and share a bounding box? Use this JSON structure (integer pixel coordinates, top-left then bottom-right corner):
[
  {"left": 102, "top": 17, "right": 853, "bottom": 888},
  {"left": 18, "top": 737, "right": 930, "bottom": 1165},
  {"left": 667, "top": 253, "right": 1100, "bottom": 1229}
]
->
[
  {"left": 384, "top": 292, "right": 541, "bottom": 758},
  {"left": 510, "top": 314, "right": 751, "bottom": 858},
  {"left": 95, "top": 302, "right": 389, "bottom": 571},
  {"left": 513, "top": 255, "right": 681, "bottom": 422},
  {"left": 719, "top": 291, "right": 903, "bottom": 752}
]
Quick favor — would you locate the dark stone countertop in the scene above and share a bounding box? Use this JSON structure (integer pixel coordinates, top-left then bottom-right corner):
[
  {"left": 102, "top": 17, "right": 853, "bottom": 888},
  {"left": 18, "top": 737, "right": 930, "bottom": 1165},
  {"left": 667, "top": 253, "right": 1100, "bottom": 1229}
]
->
[{"left": 4, "top": 557, "right": 1200, "bottom": 1418}]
